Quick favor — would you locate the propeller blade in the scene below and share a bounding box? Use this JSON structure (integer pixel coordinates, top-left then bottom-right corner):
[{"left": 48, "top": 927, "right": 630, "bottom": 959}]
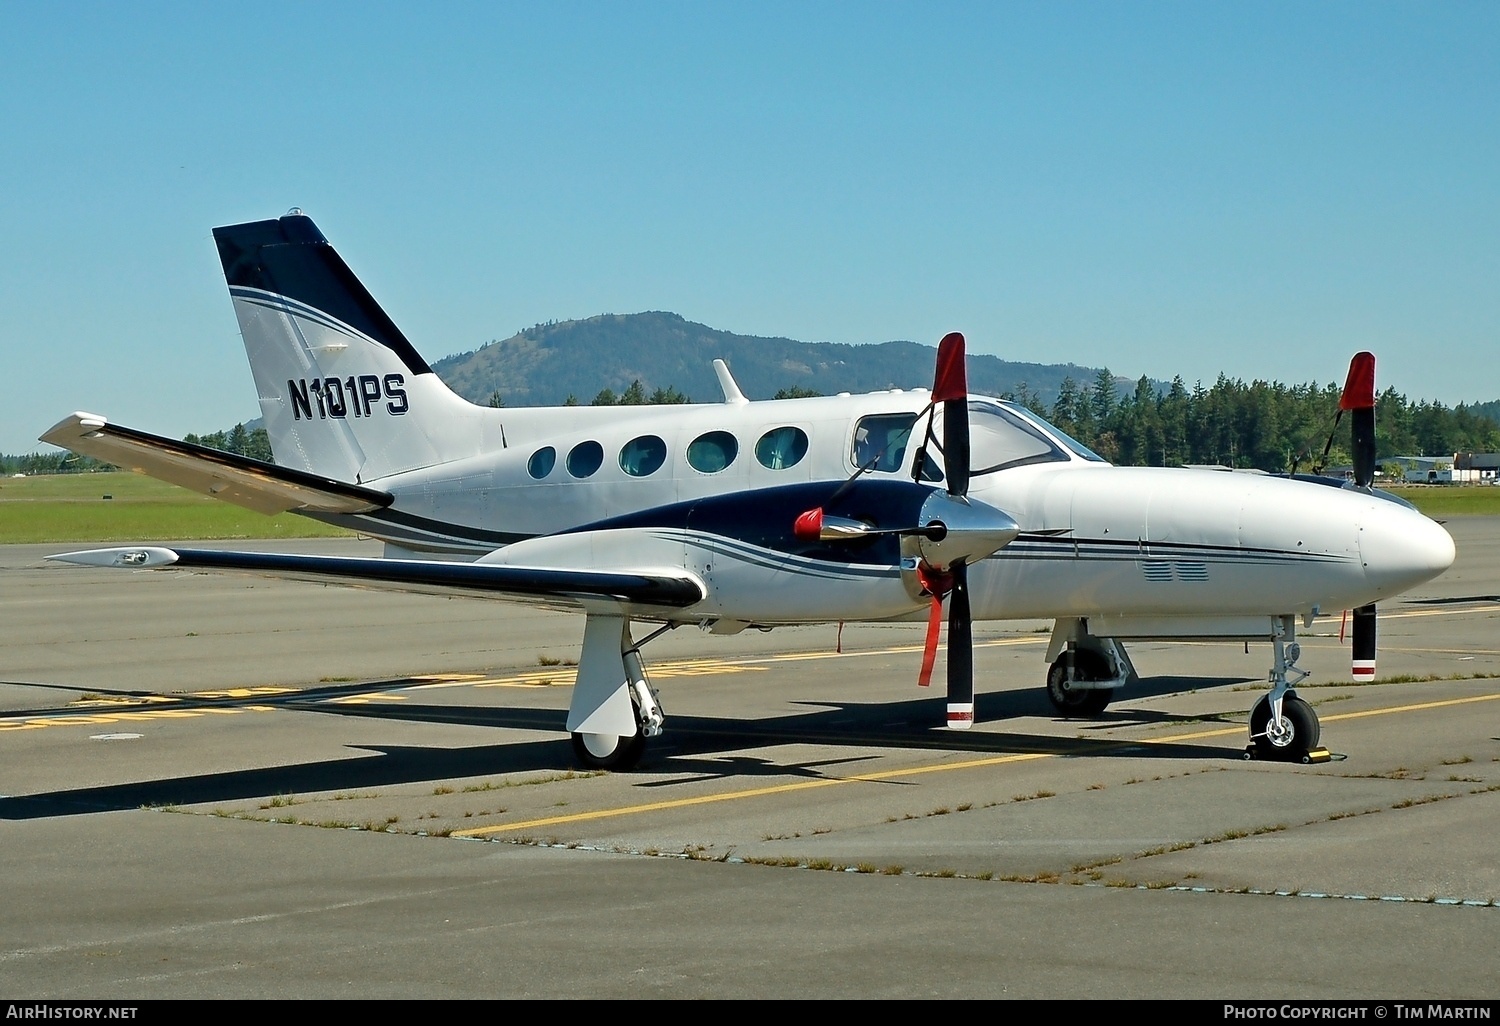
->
[
  {"left": 932, "top": 332, "right": 970, "bottom": 498},
  {"left": 1352, "top": 603, "right": 1377, "bottom": 681},
  {"left": 1340, "top": 352, "right": 1377, "bottom": 489},
  {"left": 946, "top": 560, "right": 974, "bottom": 729}
]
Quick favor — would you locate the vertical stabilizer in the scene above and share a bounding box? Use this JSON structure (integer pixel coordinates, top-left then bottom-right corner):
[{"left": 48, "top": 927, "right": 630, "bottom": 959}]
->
[{"left": 214, "top": 212, "right": 490, "bottom": 483}]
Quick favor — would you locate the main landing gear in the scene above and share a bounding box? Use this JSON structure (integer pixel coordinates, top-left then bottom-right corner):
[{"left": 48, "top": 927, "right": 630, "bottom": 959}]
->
[
  {"left": 566, "top": 615, "right": 668, "bottom": 771},
  {"left": 1046, "top": 648, "right": 1115, "bottom": 716},
  {"left": 1245, "top": 615, "right": 1326, "bottom": 763},
  {"left": 1043, "top": 627, "right": 1132, "bottom": 718}
]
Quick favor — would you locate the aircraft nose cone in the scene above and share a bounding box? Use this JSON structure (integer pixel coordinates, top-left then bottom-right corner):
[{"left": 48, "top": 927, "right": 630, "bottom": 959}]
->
[{"left": 1359, "top": 507, "right": 1456, "bottom": 598}]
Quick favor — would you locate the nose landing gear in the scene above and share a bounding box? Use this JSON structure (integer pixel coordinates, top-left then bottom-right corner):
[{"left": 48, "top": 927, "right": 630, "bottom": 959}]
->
[{"left": 1245, "top": 616, "right": 1330, "bottom": 763}]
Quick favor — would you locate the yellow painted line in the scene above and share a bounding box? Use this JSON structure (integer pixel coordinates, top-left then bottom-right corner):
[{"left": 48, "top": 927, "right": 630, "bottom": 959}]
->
[
  {"left": 454, "top": 751, "right": 1054, "bottom": 836},
  {"left": 1384, "top": 606, "right": 1499, "bottom": 621},
  {"left": 1133, "top": 689, "right": 1500, "bottom": 744},
  {"left": 1320, "top": 691, "right": 1500, "bottom": 723},
  {"left": 1374, "top": 646, "right": 1500, "bottom": 656},
  {"left": 458, "top": 684, "right": 1500, "bottom": 836},
  {"left": 466, "top": 637, "right": 1047, "bottom": 690},
  {"left": 0, "top": 705, "right": 278, "bottom": 732}
]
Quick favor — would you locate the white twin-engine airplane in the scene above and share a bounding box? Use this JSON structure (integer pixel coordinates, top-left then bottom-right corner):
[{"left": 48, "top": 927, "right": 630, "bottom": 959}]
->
[{"left": 43, "top": 212, "right": 1456, "bottom": 769}]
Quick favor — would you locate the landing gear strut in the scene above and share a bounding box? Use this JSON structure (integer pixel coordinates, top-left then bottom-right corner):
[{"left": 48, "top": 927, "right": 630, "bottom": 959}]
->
[
  {"left": 567, "top": 616, "right": 668, "bottom": 771},
  {"left": 1246, "top": 615, "right": 1323, "bottom": 762}
]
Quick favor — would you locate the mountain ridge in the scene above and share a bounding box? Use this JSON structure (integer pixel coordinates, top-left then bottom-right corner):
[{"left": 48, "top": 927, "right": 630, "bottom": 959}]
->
[{"left": 430, "top": 311, "right": 1118, "bottom": 407}]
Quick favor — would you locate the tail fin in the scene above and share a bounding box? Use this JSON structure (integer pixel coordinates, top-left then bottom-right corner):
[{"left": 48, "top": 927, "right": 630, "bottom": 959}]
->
[{"left": 214, "top": 212, "right": 493, "bottom": 483}]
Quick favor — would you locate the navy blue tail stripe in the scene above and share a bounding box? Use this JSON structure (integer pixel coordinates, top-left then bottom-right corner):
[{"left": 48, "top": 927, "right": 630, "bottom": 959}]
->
[{"left": 213, "top": 214, "right": 433, "bottom": 376}]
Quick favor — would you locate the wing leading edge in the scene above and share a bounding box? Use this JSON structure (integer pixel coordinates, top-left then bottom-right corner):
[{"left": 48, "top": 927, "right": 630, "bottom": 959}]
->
[
  {"left": 39, "top": 414, "right": 392, "bottom": 516},
  {"left": 48, "top": 546, "right": 706, "bottom": 610}
]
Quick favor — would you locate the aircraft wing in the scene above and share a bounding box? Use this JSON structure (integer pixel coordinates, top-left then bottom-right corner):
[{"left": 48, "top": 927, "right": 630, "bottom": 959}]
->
[
  {"left": 39, "top": 413, "right": 391, "bottom": 516},
  {"left": 47, "top": 546, "right": 706, "bottom": 611}
]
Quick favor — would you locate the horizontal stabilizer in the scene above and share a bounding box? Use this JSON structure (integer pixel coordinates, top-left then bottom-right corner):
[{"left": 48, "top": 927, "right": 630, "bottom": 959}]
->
[
  {"left": 47, "top": 546, "right": 706, "bottom": 610},
  {"left": 39, "top": 414, "right": 392, "bottom": 516}
]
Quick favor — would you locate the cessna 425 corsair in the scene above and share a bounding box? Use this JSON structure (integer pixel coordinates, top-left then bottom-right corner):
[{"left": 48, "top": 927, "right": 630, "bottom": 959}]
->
[{"left": 43, "top": 212, "right": 1456, "bottom": 768}]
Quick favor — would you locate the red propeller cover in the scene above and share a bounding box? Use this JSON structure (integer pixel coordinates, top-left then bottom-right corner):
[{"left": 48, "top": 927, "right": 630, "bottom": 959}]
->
[
  {"left": 932, "top": 332, "right": 967, "bottom": 403},
  {"left": 1339, "top": 352, "right": 1376, "bottom": 411}
]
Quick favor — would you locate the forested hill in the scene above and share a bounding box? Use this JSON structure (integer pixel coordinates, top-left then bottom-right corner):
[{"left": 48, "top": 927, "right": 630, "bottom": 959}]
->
[{"left": 431, "top": 311, "right": 1104, "bottom": 409}]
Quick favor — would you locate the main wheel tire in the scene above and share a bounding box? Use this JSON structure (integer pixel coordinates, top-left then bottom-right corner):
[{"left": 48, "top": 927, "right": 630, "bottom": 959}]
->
[
  {"left": 1046, "top": 650, "right": 1114, "bottom": 717},
  {"left": 571, "top": 729, "right": 646, "bottom": 771},
  {"left": 1249, "top": 692, "right": 1320, "bottom": 761}
]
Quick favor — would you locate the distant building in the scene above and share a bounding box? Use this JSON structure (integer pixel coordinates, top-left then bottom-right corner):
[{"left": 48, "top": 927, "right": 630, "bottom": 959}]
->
[{"left": 1389, "top": 453, "right": 1498, "bottom": 484}]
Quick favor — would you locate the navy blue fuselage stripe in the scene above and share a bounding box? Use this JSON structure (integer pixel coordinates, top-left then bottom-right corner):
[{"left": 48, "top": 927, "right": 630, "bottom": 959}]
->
[
  {"left": 213, "top": 215, "right": 433, "bottom": 376},
  {"left": 363, "top": 508, "right": 531, "bottom": 546},
  {"left": 562, "top": 478, "right": 930, "bottom": 569}
]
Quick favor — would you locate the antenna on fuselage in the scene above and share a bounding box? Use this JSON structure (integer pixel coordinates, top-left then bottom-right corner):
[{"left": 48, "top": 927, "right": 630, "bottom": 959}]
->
[{"left": 713, "top": 359, "right": 748, "bottom": 405}]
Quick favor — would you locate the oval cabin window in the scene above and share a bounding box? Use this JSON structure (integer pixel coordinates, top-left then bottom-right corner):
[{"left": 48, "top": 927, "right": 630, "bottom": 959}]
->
[
  {"left": 527, "top": 446, "right": 556, "bottom": 479},
  {"left": 619, "top": 435, "right": 668, "bottom": 477},
  {"left": 566, "top": 440, "right": 604, "bottom": 478},
  {"left": 687, "top": 431, "right": 738, "bottom": 473},
  {"left": 755, "top": 426, "right": 809, "bottom": 470}
]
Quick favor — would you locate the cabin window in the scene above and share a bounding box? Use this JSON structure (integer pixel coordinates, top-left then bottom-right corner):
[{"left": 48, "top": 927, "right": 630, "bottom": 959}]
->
[
  {"left": 619, "top": 435, "right": 668, "bottom": 477},
  {"left": 567, "top": 440, "right": 604, "bottom": 478},
  {"left": 527, "top": 446, "right": 556, "bottom": 479},
  {"left": 755, "top": 426, "right": 808, "bottom": 470},
  {"left": 687, "top": 431, "right": 738, "bottom": 473},
  {"left": 852, "top": 414, "right": 916, "bottom": 473}
]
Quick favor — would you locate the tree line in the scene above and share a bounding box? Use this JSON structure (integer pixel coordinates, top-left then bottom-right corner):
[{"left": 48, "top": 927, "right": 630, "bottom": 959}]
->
[{"left": 1024, "top": 370, "right": 1500, "bottom": 472}]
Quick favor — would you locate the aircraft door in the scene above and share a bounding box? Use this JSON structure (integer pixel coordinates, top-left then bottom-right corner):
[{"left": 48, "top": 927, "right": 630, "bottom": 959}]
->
[{"left": 684, "top": 501, "right": 718, "bottom": 596}]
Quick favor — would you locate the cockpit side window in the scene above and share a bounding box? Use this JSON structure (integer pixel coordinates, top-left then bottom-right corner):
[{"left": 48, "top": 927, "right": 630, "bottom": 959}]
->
[{"left": 852, "top": 414, "right": 917, "bottom": 473}]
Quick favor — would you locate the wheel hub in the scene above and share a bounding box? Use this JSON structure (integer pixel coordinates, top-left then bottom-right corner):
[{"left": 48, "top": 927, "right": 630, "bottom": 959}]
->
[{"left": 1263, "top": 713, "right": 1295, "bottom": 748}]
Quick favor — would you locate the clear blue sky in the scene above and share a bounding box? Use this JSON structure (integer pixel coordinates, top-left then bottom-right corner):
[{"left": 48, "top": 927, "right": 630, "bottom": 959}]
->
[{"left": 3, "top": 1, "right": 1496, "bottom": 454}]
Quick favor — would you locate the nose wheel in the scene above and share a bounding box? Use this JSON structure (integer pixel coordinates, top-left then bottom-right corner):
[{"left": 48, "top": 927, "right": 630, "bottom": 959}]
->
[{"left": 1248, "top": 691, "right": 1320, "bottom": 761}]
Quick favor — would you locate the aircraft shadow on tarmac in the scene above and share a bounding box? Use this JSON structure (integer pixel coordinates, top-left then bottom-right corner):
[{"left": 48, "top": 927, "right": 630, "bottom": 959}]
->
[{"left": 1, "top": 676, "right": 1253, "bottom": 819}]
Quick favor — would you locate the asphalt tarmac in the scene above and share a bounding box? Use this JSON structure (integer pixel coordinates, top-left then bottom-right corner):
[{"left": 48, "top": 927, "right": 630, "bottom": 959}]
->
[{"left": 2, "top": 518, "right": 1498, "bottom": 999}]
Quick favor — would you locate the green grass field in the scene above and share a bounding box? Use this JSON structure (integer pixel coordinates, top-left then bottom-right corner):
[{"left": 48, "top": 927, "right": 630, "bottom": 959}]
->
[
  {"left": 0, "top": 472, "right": 355, "bottom": 544},
  {"left": 1384, "top": 485, "right": 1500, "bottom": 518},
  {"left": 1, "top": 471, "right": 1496, "bottom": 545}
]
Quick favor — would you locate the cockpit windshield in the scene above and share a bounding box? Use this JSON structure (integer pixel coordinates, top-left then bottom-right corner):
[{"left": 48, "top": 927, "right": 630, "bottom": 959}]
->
[
  {"left": 924, "top": 400, "right": 1104, "bottom": 476},
  {"left": 963, "top": 401, "right": 1070, "bottom": 473},
  {"left": 1005, "top": 403, "right": 1108, "bottom": 463},
  {"left": 855, "top": 400, "right": 1106, "bottom": 480}
]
